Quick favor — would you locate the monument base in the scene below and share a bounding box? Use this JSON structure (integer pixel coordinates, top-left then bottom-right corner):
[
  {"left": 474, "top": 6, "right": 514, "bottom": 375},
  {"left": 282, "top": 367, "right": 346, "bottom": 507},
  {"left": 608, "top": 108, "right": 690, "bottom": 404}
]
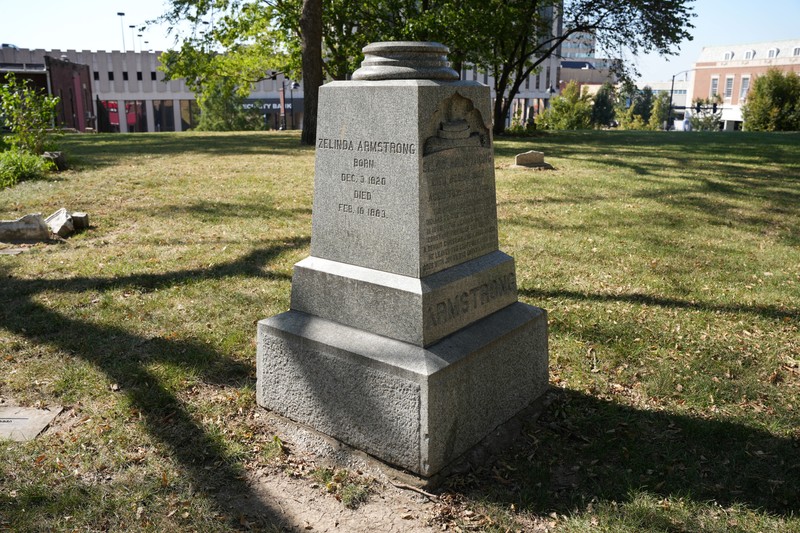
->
[{"left": 256, "top": 302, "right": 548, "bottom": 477}]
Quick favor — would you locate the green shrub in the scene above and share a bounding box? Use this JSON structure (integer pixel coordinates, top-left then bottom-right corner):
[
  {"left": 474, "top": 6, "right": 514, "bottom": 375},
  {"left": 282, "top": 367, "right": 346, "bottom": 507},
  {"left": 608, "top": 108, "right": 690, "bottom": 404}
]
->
[
  {"left": 536, "top": 80, "right": 593, "bottom": 130},
  {"left": 0, "top": 149, "right": 53, "bottom": 188},
  {"left": 0, "top": 73, "right": 60, "bottom": 154}
]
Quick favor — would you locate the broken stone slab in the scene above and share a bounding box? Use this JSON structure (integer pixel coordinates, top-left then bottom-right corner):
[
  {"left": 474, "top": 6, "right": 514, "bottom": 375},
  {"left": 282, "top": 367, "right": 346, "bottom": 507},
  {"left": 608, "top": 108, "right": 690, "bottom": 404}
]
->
[
  {"left": 0, "top": 213, "right": 51, "bottom": 243},
  {"left": 42, "top": 151, "right": 68, "bottom": 171},
  {"left": 45, "top": 207, "right": 74, "bottom": 238},
  {"left": 0, "top": 405, "right": 63, "bottom": 442},
  {"left": 71, "top": 211, "right": 89, "bottom": 231},
  {"left": 512, "top": 150, "right": 554, "bottom": 169}
]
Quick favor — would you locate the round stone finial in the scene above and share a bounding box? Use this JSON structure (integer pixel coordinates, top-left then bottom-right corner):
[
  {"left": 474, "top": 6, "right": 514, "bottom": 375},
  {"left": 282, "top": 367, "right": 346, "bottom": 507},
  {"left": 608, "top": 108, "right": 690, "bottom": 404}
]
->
[{"left": 351, "top": 41, "right": 460, "bottom": 81}]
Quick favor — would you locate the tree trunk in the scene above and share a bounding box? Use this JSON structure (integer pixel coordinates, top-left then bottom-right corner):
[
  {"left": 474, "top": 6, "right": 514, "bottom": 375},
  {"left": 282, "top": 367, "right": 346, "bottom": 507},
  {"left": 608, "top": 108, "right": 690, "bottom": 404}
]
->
[{"left": 299, "top": 0, "right": 323, "bottom": 145}]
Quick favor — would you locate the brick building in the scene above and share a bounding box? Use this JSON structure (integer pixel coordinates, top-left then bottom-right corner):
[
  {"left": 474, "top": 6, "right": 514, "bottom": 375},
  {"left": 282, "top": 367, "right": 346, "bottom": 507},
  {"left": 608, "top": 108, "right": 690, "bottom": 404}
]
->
[{"left": 693, "top": 39, "right": 800, "bottom": 130}]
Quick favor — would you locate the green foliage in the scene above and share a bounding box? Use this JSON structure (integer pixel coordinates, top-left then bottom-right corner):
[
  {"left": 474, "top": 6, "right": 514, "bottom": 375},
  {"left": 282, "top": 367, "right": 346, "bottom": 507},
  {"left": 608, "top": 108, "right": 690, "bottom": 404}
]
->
[
  {"left": 195, "top": 79, "right": 266, "bottom": 131},
  {"left": 649, "top": 91, "right": 671, "bottom": 130},
  {"left": 742, "top": 68, "right": 800, "bottom": 131},
  {"left": 615, "top": 85, "right": 658, "bottom": 130},
  {"left": 0, "top": 73, "right": 60, "bottom": 155},
  {"left": 536, "top": 80, "right": 593, "bottom": 130},
  {"left": 690, "top": 96, "right": 722, "bottom": 131},
  {"left": 157, "top": 0, "right": 695, "bottom": 135},
  {"left": 0, "top": 148, "right": 54, "bottom": 188},
  {"left": 506, "top": 109, "right": 537, "bottom": 136},
  {"left": 591, "top": 82, "right": 617, "bottom": 128}
]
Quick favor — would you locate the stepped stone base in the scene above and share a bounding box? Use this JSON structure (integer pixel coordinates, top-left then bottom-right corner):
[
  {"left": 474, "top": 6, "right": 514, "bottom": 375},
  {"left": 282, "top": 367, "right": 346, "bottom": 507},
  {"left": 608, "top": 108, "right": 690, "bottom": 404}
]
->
[
  {"left": 256, "top": 302, "right": 548, "bottom": 477},
  {"left": 290, "top": 251, "right": 517, "bottom": 347}
]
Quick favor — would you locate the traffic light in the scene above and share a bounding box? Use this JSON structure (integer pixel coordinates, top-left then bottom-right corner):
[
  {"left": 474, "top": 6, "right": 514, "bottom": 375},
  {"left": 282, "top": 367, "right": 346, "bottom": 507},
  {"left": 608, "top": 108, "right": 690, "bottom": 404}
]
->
[
  {"left": 696, "top": 102, "right": 701, "bottom": 113},
  {"left": 712, "top": 103, "right": 717, "bottom": 113}
]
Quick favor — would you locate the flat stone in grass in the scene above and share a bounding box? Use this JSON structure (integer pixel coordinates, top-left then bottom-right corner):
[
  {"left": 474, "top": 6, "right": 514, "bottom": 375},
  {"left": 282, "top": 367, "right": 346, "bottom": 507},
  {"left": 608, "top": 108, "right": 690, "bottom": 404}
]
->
[
  {"left": 257, "top": 41, "right": 549, "bottom": 478},
  {"left": 513, "top": 150, "right": 553, "bottom": 169},
  {"left": 0, "top": 406, "right": 62, "bottom": 442}
]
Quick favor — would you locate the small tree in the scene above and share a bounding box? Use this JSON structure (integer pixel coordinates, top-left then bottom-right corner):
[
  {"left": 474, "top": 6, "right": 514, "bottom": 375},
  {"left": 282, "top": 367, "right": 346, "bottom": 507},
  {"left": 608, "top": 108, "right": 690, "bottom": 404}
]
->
[
  {"left": 689, "top": 96, "right": 722, "bottom": 131},
  {"left": 591, "top": 82, "right": 616, "bottom": 128},
  {"left": 0, "top": 73, "right": 59, "bottom": 155},
  {"left": 615, "top": 82, "right": 654, "bottom": 130},
  {"left": 742, "top": 69, "right": 800, "bottom": 131},
  {"left": 195, "top": 79, "right": 265, "bottom": 131},
  {"left": 536, "top": 80, "right": 593, "bottom": 130},
  {"left": 649, "top": 91, "right": 671, "bottom": 130}
]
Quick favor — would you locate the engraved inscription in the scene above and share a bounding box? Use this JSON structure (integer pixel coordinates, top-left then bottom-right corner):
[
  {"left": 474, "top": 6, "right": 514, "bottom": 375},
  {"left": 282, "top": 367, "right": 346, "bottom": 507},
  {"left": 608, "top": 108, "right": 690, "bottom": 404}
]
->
[
  {"left": 354, "top": 158, "right": 375, "bottom": 168},
  {"left": 421, "top": 146, "right": 496, "bottom": 274},
  {"left": 426, "top": 272, "right": 516, "bottom": 327},
  {"left": 325, "top": 136, "right": 415, "bottom": 221}
]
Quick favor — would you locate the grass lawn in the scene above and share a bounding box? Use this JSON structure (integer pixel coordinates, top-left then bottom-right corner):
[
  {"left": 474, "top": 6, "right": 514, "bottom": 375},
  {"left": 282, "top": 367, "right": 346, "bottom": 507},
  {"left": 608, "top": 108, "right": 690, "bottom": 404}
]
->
[{"left": 1, "top": 130, "right": 799, "bottom": 531}]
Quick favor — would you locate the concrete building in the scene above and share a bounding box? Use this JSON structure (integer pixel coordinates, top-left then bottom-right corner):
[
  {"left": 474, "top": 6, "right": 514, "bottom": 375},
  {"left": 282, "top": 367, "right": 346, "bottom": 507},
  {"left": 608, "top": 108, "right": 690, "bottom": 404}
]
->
[
  {"left": 0, "top": 47, "right": 304, "bottom": 133},
  {"left": 692, "top": 39, "right": 800, "bottom": 130}
]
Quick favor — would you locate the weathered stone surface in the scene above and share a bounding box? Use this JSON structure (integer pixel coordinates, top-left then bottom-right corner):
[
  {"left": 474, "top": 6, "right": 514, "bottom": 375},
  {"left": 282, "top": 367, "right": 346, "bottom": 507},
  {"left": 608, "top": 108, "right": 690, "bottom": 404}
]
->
[
  {"left": 45, "top": 207, "right": 74, "bottom": 238},
  {"left": 257, "top": 41, "right": 549, "bottom": 478},
  {"left": 257, "top": 303, "right": 547, "bottom": 476},
  {"left": 0, "top": 406, "right": 62, "bottom": 442},
  {"left": 352, "top": 41, "right": 460, "bottom": 81},
  {"left": 310, "top": 81, "right": 497, "bottom": 278},
  {"left": 515, "top": 150, "right": 544, "bottom": 166},
  {"left": 291, "top": 251, "right": 517, "bottom": 347},
  {"left": 71, "top": 211, "right": 90, "bottom": 230},
  {"left": 42, "top": 151, "right": 68, "bottom": 171},
  {"left": 0, "top": 213, "right": 50, "bottom": 242}
]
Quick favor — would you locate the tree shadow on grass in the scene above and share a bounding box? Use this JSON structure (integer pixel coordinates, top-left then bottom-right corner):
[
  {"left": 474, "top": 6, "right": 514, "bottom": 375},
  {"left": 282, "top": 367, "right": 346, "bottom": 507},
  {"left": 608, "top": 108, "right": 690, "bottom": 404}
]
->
[
  {"left": 518, "top": 287, "right": 797, "bottom": 321},
  {"left": 455, "top": 387, "right": 800, "bottom": 518},
  {"left": 451, "top": 285, "right": 800, "bottom": 518},
  {"left": 0, "top": 237, "right": 310, "bottom": 530}
]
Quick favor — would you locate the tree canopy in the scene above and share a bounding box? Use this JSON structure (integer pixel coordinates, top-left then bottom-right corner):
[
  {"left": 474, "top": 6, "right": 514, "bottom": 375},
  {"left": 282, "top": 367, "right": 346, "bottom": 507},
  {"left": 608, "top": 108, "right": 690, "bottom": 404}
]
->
[
  {"left": 155, "top": 0, "right": 695, "bottom": 139},
  {"left": 742, "top": 69, "right": 800, "bottom": 132}
]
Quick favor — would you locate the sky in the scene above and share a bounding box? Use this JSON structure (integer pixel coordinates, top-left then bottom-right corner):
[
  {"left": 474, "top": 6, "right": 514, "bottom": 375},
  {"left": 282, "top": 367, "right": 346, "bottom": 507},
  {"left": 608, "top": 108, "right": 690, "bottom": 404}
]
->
[{"left": 1, "top": 0, "right": 799, "bottom": 83}]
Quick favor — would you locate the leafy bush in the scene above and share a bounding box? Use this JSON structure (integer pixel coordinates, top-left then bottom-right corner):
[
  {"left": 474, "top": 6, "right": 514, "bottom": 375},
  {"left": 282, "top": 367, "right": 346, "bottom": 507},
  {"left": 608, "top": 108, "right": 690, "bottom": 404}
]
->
[
  {"left": 742, "top": 69, "right": 800, "bottom": 131},
  {"left": 0, "top": 149, "right": 54, "bottom": 188},
  {"left": 0, "top": 73, "right": 60, "bottom": 154},
  {"left": 536, "top": 80, "right": 593, "bottom": 130}
]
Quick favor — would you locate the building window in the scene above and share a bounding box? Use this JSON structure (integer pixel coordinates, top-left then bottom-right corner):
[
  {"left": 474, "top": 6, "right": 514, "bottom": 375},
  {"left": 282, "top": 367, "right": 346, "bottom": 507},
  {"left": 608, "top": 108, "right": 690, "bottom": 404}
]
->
[
  {"left": 179, "top": 100, "right": 200, "bottom": 130},
  {"left": 125, "top": 100, "right": 148, "bottom": 132},
  {"left": 724, "top": 51, "right": 733, "bottom": 61},
  {"left": 710, "top": 77, "right": 719, "bottom": 97},
  {"left": 123, "top": 71, "right": 129, "bottom": 81},
  {"left": 93, "top": 71, "right": 99, "bottom": 81},
  {"left": 151, "top": 71, "right": 157, "bottom": 81},
  {"left": 740, "top": 76, "right": 750, "bottom": 100},
  {"left": 137, "top": 71, "right": 143, "bottom": 81},
  {"left": 768, "top": 48, "right": 779, "bottom": 58},
  {"left": 108, "top": 72, "right": 114, "bottom": 81},
  {"left": 153, "top": 100, "right": 175, "bottom": 132},
  {"left": 745, "top": 50, "right": 754, "bottom": 60},
  {"left": 794, "top": 47, "right": 800, "bottom": 57},
  {"left": 724, "top": 76, "right": 734, "bottom": 99}
]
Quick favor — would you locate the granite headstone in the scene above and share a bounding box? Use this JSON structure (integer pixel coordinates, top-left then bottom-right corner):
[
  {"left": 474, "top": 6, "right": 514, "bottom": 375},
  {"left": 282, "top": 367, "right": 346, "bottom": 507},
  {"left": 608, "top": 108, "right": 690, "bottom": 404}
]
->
[{"left": 257, "top": 42, "right": 548, "bottom": 477}]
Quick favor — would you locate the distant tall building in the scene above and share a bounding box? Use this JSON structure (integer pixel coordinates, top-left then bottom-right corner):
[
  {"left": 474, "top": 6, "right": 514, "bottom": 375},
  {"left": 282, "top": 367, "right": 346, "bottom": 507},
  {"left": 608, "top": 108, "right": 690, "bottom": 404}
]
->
[
  {"left": 693, "top": 39, "right": 800, "bottom": 130},
  {"left": 561, "top": 32, "right": 595, "bottom": 59}
]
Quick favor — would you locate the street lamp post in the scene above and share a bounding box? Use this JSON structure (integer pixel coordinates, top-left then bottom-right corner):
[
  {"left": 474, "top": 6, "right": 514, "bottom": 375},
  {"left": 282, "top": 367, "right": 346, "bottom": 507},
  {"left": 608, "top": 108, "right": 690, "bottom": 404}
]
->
[
  {"left": 667, "top": 69, "right": 693, "bottom": 131},
  {"left": 117, "top": 12, "right": 126, "bottom": 52},
  {"left": 129, "top": 25, "right": 136, "bottom": 52},
  {"left": 289, "top": 81, "right": 300, "bottom": 129}
]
